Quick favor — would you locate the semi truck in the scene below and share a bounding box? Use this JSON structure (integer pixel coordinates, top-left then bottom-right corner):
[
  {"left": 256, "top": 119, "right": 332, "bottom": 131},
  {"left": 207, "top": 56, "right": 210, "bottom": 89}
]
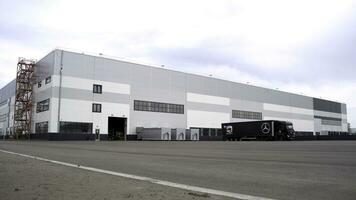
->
[{"left": 222, "top": 120, "right": 295, "bottom": 141}]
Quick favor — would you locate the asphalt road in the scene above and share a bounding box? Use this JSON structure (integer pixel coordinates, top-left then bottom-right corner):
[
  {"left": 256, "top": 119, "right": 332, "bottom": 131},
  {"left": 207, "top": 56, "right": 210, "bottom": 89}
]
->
[
  {"left": 0, "top": 140, "right": 355, "bottom": 200},
  {"left": 0, "top": 150, "right": 231, "bottom": 200}
]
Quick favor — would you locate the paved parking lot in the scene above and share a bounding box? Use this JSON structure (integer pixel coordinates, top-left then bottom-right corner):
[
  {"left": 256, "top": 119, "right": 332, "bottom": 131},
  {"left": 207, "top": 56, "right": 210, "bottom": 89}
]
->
[{"left": 1, "top": 140, "right": 356, "bottom": 200}]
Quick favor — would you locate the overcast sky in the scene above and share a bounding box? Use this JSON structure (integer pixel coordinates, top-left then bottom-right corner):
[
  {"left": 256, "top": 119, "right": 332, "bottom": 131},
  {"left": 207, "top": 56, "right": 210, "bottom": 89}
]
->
[{"left": 0, "top": 0, "right": 355, "bottom": 126}]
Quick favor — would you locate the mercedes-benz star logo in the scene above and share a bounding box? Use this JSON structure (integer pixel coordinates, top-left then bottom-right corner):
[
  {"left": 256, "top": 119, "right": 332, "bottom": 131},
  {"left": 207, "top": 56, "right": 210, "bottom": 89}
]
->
[
  {"left": 261, "top": 123, "right": 270, "bottom": 134},
  {"left": 225, "top": 126, "right": 233, "bottom": 135}
]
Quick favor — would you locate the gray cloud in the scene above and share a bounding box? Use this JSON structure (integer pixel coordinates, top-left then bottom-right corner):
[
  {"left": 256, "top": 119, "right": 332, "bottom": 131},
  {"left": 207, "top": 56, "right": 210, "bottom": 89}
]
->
[
  {"left": 293, "top": 13, "right": 356, "bottom": 83},
  {"left": 148, "top": 11, "right": 356, "bottom": 85}
]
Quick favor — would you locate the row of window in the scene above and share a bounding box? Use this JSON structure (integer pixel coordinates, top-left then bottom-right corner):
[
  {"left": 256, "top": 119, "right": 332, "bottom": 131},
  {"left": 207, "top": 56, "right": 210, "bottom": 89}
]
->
[
  {"left": 0, "top": 114, "right": 6, "bottom": 122},
  {"left": 35, "top": 121, "right": 48, "bottom": 133},
  {"left": 36, "top": 99, "right": 50, "bottom": 113},
  {"left": 191, "top": 127, "right": 223, "bottom": 137},
  {"left": 34, "top": 121, "right": 93, "bottom": 134},
  {"left": 321, "top": 119, "right": 342, "bottom": 126},
  {"left": 315, "top": 115, "right": 342, "bottom": 126},
  {"left": 328, "top": 132, "right": 349, "bottom": 136},
  {"left": 0, "top": 100, "right": 7, "bottom": 107},
  {"left": 36, "top": 100, "right": 102, "bottom": 113},
  {"left": 37, "top": 76, "right": 51, "bottom": 88},
  {"left": 36, "top": 99, "right": 263, "bottom": 118},
  {"left": 59, "top": 121, "right": 93, "bottom": 134},
  {"left": 134, "top": 100, "right": 184, "bottom": 114},
  {"left": 91, "top": 100, "right": 185, "bottom": 114},
  {"left": 232, "top": 110, "right": 262, "bottom": 120}
]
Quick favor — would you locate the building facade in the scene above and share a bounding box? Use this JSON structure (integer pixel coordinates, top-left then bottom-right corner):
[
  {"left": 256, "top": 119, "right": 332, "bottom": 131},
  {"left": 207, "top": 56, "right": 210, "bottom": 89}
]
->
[
  {"left": 0, "top": 49, "right": 348, "bottom": 139},
  {"left": 350, "top": 128, "right": 356, "bottom": 135}
]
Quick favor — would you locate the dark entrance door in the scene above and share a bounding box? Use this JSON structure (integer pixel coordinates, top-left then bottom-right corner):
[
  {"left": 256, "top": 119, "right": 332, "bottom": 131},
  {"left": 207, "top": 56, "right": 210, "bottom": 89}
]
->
[{"left": 108, "top": 117, "right": 127, "bottom": 140}]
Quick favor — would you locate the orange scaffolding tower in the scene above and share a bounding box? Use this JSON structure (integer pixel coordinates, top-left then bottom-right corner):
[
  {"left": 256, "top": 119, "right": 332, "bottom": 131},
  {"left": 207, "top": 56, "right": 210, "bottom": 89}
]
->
[{"left": 14, "top": 58, "right": 36, "bottom": 139}]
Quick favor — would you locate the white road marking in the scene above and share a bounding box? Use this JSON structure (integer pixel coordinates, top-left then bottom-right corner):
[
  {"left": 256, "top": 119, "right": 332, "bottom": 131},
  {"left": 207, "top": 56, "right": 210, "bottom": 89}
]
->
[{"left": 0, "top": 149, "right": 276, "bottom": 200}]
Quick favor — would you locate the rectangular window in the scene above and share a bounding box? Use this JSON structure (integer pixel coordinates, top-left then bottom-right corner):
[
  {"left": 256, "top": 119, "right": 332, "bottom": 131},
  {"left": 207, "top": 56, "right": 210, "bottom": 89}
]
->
[
  {"left": 134, "top": 100, "right": 184, "bottom": 114},
  {"left": 35, "top": 121, "right": 48, "bottom": 133},
  {"left": 38, "top": 81, "right": 42, "bottom": 88},
  {"left": 321, "top": 119, "right": 342, "bottom": 126},
  {"left": 232, "top": 110, "right": 262, "bottom": 120},
  {"left": 59, "top": 121, "right": 93, "bottom": 134},
  {"left": 93, "top": 84, "right": 102, "bottom": 94},
  {"left": 92, "top": 103, "right": 102, "bottom": 113},
  {"left": 314, "top": 116, "right": 342, "bottom": 126},
  {"left": 36, "top": 99, "right": 50, "bottom": 113},
  {"left": 45, "top": 76, "right": 51, "bottom": 84}
]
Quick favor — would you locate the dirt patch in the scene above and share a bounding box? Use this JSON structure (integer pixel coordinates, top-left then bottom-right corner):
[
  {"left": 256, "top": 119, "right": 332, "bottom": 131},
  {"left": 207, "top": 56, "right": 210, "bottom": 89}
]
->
[{"left": 188, "top": 192, "right": 211, "bottom": 198}]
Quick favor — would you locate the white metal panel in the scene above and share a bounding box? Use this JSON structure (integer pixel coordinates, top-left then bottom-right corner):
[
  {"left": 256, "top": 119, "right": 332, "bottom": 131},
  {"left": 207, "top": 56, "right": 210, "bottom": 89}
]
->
[
  {"left": 263, "top": 103, "right": 313, "bottom": 115},
  {"left": 321, "top": 124, "right": 343, "bottom": 132},
  {"left": 8, "top": 96, "right": 14, "bottom": 127},
  {"left": 54, "top": 75, "right": 131, "bottom": 95},
  {"left": 49, "top": 98, "right": 59, "bottom": 132},
  {"left": 314, "top": 118, "right": 322, "bottom": 134},
  {"left": 100, "top": 80, "right": 130, "bottom": 95},
  {"left": 342, "top": 114, "right": 347, "bottom": 120},
  {"left": 0, "top": 104, "right": 7, "bottom": 109},
  {"left": 59, "top": 99, "right": 92, "bottom": 122},
  {"left": 342, "top": 123, "right": 348, "bottom": 132},
  {"left": 187, "top": 110, "right": 230, "bottom": 128},
  {"left": 187, "top": 92, "right": 230, "bottom": 106},
  {"left": 59, "top": 98, "right": 130, "bottom": 134}
]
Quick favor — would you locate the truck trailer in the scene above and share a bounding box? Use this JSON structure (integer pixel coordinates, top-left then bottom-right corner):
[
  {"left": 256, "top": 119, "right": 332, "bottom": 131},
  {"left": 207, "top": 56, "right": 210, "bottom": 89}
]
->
[{"left": 222, "top": 120, "right": 295, "bottom": 141}]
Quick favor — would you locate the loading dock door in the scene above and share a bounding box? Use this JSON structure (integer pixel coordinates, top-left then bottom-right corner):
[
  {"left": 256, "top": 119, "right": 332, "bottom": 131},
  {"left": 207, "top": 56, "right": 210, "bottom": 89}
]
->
[{"left": 108, "top": 117, "right": 127, "bottom": 140}]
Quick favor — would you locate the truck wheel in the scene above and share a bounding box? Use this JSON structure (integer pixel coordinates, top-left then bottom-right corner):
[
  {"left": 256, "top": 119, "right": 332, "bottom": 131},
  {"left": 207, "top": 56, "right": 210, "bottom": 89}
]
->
[{"left": 279, "top": 135, "right": 285, "bottom": 141}]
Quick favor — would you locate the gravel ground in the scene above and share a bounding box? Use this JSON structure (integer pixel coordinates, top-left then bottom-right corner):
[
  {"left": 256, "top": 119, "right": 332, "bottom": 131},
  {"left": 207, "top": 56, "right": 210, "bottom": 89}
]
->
[{"left": 0, "top": 151, "right": 233, "bottom": 200}]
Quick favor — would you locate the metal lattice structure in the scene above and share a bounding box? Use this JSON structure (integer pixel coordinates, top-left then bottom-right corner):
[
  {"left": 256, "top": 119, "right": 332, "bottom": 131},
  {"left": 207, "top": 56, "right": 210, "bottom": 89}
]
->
[{"left": 14, "top": 58, "right": 36, "bottom": 139}]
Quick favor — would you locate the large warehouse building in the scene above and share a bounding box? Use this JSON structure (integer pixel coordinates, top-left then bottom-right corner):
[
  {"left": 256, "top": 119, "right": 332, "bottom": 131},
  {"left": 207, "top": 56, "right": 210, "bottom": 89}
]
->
[{"left": 0, "top": 49, "right": 348, "bottom": 139}]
